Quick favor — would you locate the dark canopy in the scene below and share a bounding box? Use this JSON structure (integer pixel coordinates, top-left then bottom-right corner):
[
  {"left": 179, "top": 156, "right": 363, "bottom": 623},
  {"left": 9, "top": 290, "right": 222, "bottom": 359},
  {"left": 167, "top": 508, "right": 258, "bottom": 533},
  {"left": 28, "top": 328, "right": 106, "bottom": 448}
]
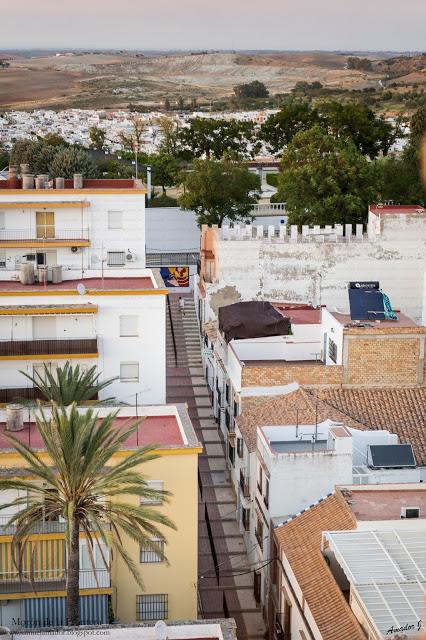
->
[{"left": 218, "top": 301, "right": 291, "bottom": 343}]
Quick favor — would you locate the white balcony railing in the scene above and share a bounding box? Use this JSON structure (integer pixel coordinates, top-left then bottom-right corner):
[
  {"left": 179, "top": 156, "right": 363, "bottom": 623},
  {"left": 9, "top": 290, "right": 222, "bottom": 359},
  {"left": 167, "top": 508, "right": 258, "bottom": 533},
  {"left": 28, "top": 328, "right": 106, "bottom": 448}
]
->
[{"left": 0, "top": 228, "right": 89, "bottom": 241}]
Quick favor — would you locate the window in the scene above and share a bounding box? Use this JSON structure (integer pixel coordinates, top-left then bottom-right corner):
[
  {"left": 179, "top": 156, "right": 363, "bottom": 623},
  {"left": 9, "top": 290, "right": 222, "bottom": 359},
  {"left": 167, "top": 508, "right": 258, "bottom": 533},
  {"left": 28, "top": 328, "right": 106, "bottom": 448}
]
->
[
  {"left": 228, "top": 438, "right": 235, "bottom": 467},
  {"left": 233, "top": 400, "right": 239, "bottom": 417},
  {"left": 225, "top": 383, "right": 230, "bottom": 403},
  {"left": 120, "top": 315, "right": 138, "bottom": 337},
  {"left": 33, "top": 362, "right": 58, "bottom": 383},
  {"left": 0, "top": 211, "right": 5, "bottom": 229},
  {"left": 328, "top": 338, "right": 338, "bottom": 363},
  {"left": 255, "top": 515, "right": 263, "bottom": 550},
  {"left": 264, "top": 479, "right": 270, "bottom": 509},
  {"left": 257, "top": 465, "right": 263, "bottom": 495},
  {"left": 107, "top": 251, "right": 125, "bottom": 266},
  {"left": 141, "top": 480, "right": 164, "bottom": 505},
  {"left": 108, "top": 211, "right": 123, "bottom": 229},
  {"left": 120, "top": 362, "right": 139, "bottom": 382},
  {"left": 237, "top": 438, "right": 244, "bottom": 459},
  {"left": 136, "top": 594, "right": 168, "bottom": 621},
  {"left": 0, "top": 252, "right": 6, "bottom": 269},
  {"left": 401, "top": 507, "right": 420, "bottom": 519},
  {"left": 242, "top": 507, "right": 250, "bottom": 532},
  {"left": 140, "top": 539, "right": 165, "bottom": 563}
]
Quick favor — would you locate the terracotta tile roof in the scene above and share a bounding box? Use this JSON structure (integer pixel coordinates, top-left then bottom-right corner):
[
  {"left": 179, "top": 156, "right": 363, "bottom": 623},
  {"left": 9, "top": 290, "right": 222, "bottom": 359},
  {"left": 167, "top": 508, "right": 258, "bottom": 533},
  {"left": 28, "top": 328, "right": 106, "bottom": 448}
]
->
[
  {"left": 236, "top": 387, "right": 366, "bottom": 453},
  {"left": 274, "top": 493, "right": 365, "bottom": 640},
  {"left": 315, "top": 388, "right": 426, "bottom": 466}
]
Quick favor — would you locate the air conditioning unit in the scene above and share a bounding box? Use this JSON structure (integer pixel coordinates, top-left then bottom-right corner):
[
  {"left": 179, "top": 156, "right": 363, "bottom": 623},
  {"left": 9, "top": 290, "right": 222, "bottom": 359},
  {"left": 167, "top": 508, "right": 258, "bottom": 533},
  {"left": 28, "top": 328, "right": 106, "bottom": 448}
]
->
[{"left": 126, "top": 251, "right": 137, "bottom": 262}]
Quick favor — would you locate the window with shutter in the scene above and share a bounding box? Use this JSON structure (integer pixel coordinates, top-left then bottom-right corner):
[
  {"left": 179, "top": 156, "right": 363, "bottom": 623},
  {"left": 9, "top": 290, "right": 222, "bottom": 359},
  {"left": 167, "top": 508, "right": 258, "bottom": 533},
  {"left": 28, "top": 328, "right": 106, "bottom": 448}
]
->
[
  {"left": 107, "top": 251, "right": 125, "bottom": 266},
  {"left": 120, "top": 315, "right": 138, "bottom": 337},
  {"left": 120, "top": 362, "right": 139, "bottom": 382},
  {"left": 108, "top": 211, "right": 123, "bottom": 229}
]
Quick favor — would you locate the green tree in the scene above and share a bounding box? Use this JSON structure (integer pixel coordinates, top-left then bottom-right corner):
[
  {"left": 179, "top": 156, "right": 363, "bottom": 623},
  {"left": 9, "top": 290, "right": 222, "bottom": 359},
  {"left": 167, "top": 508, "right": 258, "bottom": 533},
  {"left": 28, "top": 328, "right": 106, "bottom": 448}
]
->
[
  {"left": 49, "top": 147, "right": 99, "bottom": 179},
  {"left": 21, "top": 363, "right": 117, "bottom": 405},
  {"left": 156, "top": 116, "right": 180, "bottom": 156},
  {"left": 10, "top": 139, "right": 40, "bottom": 170},
  {"left": 89, "top": 126, "right": 106, "bottom": 150},
  {"left": 119, "top": 117, "right": 145, "bottom": 154},
  {"left": 320, "top": 100, "right": 395, "bottom": 158},
  {"left": 0, "top": 146, "right": 10, "bottom": 169},
  {"left": 178, "top": 157, "right": 261, "bottom": 227},
  {"left": 150, "top": 153, "right": 178, "bottom": 194},
  {"left": 276, "top": 126, "right": 377, "bottom": 226},
  {"left": 234, "top": 80, "right": 269, "bottom": 99},
  {"left": 0, "top": 403, "right": 175, "bottom": 626},
  {"left": 41, "top": 133, "right": 69, "bottom": 147},
  {"left": 260, "top": 100, "right": 320, "bottom": 154},
  {"left": 178, "top": 118, "right": 257, "bottom": 160}
]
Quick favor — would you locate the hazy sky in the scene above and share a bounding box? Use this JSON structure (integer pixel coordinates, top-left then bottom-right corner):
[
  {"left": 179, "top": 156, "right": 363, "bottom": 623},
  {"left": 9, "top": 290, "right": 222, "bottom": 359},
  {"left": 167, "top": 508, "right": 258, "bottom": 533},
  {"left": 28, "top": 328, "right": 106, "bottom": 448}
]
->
[{"left": 0, "top": 0, "right": 425, "bottom": 51}]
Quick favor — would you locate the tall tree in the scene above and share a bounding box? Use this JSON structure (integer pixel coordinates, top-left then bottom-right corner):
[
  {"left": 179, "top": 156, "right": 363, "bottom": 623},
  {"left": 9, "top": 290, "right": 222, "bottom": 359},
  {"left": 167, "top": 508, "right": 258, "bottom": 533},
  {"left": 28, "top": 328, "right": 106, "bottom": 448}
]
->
[
  {"left": 0, "top": 403, "right": 175, "bottom": 626},
  {"left": 178, "top": 118, "right": 257, "bottom": 160},
  {"left": 260, "top": 100, "right": 321, "bottom": 154},
  {"left": 178, "top": 157, "right": 261, "bottom": 227},
  {"left": 149, "top": 153, "right": 178, "bottom": 194},
  {"left": 276, "top": 126, "right": 377, "bottom": 226},
  {"left": 49, "top": 147, "right": 99, "bottom": 179},
  {"left": 119, "top": 117, "right": 146, "bottom": 154},
  {"left": 234, "top": 80, "right": 269, "bottom": 99},
  {"left": 156, "top": 116, "right": 180, "bottom": 156},
  {"left": 319, "top": 100, "right": 395, "bottom": 158},
  {"left": 89, "top": 126, "right": 106, "bottom": 150}
]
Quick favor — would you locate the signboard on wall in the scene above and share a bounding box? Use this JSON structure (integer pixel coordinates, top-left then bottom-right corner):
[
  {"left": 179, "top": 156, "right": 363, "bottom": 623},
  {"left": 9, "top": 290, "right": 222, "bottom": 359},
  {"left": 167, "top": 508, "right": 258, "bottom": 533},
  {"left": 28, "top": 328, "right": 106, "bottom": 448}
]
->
[{"left": 160, "top": 267, "right": 190, "bottom": 287}]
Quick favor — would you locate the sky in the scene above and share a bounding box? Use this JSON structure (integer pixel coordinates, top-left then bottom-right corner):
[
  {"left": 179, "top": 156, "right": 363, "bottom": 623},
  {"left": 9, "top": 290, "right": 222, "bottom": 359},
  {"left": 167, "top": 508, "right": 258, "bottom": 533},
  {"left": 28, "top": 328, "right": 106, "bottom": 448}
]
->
[{"left": 0, "top": 0, "right": 425, "bottom": 51}]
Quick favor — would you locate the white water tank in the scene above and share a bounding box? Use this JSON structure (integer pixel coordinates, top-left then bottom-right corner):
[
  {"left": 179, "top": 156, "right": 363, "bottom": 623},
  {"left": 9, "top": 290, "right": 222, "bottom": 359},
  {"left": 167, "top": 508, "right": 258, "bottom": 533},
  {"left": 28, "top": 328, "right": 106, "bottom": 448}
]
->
[
  {"left": 19, "top": 262, "right": 35, "bottom": 285},
  {"left": 22, "top": 174, "right": 34, "bottom": 189},
  {"left": 35, "top": 175, "right": 46, "bottom": 189},
  {"left": 55, "top": 177, "right": 65, "bottom": 189},
  {"left": 73, "top": 173, "right": 83, "bottom": 189},
  {"left": 6, "top": 404, "right": 24, "bottom": 432},
  {"left": 51, "top": 265, "right": 63, "bottom": 283},
  {"left": 38, "top": 265, "right": 48, "bottom": 284}
]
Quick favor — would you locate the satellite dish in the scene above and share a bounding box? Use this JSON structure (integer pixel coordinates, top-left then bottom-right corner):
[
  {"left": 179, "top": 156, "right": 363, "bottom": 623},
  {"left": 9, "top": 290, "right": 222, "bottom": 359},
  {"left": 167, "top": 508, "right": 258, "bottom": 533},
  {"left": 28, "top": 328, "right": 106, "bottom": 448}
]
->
[
  {"left": 154, "top": 620, "right": 168, "bottom": 640},
  {"left": 77, "top": 283, "right": 86, "bottom": 296}
]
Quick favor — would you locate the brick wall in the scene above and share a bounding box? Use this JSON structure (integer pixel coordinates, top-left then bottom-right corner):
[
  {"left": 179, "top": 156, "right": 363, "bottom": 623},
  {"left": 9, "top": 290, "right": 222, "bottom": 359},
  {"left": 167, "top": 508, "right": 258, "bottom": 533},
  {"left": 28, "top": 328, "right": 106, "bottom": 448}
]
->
[
  {"left": 345, "top": 336, "right": 422, "bottom": 386},
  {"left": 242, "top": 363, "right": 343, "bottom": 387}
]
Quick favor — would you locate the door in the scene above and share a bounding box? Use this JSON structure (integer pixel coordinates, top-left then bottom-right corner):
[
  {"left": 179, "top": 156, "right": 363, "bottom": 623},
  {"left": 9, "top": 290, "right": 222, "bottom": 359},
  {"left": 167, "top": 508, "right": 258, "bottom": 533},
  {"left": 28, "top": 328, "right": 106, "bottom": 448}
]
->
[
  {"left": 36, "top": 251, "right": 57, "bottom": 267},
  {"left": 33, "top": 317, "right": 56, "bottom": 340},
  {"left": 36, "top": 211, "right": 55, "bottom": 238}
]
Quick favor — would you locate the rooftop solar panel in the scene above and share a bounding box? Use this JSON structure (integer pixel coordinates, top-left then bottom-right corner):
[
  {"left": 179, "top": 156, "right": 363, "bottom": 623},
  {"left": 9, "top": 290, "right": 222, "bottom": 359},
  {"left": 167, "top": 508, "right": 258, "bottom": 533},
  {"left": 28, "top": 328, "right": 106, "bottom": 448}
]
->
[
  {"left": 348, "top": 287, "right": 387, "bottom": 320},
  {"left": 368, "top": 444, "right": 416, "bottom": 469}
]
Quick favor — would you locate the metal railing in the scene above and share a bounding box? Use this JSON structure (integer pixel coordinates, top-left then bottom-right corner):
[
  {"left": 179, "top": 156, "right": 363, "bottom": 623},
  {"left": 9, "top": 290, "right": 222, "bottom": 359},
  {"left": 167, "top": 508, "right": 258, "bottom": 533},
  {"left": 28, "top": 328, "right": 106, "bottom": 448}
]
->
[
  {"left": 0, "top": 569, "right": 110, "bottom": 594},
  {"left": 0, "top": 517, "right": 65, "bottom": 535},
  {"left": 0, "top": 228, "right": 90, "bottom": 241},
  {"left": 146, "top": 252, "right": 199, "bottom": 266},
  {"left": 0, "top": 337, "right": 98, "bottom": 357}
]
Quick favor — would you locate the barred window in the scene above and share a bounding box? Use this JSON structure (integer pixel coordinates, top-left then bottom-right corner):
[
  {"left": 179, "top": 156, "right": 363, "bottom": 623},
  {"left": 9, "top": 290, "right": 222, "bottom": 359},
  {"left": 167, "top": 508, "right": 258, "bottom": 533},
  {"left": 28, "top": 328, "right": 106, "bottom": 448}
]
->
[
  {"left": 107, "top": 251, "right": 125, "bottom": 266},
  {"left": 140, "top": 539, "right": 165, "bottom": 563},
  {"left": 141, "top": 480, "right": 164, "bottom": 505},
  {"left": 328, "top": 338, "right": 338, "bottom": 363},
  {"left": 136, "top": 594, "right": 168, "bottom": 621}
]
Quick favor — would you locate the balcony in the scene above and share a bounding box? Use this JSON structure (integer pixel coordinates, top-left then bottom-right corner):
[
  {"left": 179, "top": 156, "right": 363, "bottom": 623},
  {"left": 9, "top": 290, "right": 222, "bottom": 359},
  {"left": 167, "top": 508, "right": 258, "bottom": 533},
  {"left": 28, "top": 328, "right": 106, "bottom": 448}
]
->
[
  {"left": 239, "top": 470, "right": 250, "bottom": 499},
  {"left": 0, "top": 337, "right": 98, "bottom": 359},
  {"left": 0, "top": 387, "right": 98, "bottom": 404},
  {"left": 0, "top": 568, "right": 110, "bottom": 594},
  {"left": 0, "top": 228, "right": 90, "bottom": 248},
  {"left": 0, "top": 516, "right": 111, "bottom": 536}
]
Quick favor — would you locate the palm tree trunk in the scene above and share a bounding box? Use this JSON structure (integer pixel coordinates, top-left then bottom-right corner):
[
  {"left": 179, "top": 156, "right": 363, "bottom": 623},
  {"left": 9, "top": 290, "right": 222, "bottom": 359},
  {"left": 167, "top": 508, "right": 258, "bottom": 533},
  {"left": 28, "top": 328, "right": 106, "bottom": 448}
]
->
[{"left": 66, "top": 517, "right": 80, "bottom": 626}]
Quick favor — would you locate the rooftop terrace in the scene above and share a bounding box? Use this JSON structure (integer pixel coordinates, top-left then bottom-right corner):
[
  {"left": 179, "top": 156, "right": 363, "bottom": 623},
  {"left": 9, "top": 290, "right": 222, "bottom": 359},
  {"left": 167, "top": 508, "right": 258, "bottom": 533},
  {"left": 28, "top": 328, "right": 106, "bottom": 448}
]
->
[{"left": 0, "top": 276, "right": 156, "bottom": 293}]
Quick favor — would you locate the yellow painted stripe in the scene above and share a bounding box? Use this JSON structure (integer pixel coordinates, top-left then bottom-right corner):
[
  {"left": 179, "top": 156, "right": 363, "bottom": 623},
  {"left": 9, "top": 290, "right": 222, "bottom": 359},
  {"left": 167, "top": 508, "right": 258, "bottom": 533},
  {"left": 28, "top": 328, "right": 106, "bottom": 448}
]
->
[
  {"left": 0, "top": 531, "right": 103, "bottom": 543},
  {"left": 0, "top": 353, "right": 98, "bottom": 361},
  {"left": 0, "top": 289, "right": 168, "bottom": 297},
  {"left": 0, "top": 241, "right": 90, "bottom": 248},
  {"left": 114, "top": 446, "right": 203, "bottom": 457},
  {"left": 0, "top": 202, "right": 91, "bottom": 209},
  {"left": 0, "top": 588, "right": 112, "bottom": 601},
  {"left": 0, "top": 306, "right": 98, "bottom": 316}
]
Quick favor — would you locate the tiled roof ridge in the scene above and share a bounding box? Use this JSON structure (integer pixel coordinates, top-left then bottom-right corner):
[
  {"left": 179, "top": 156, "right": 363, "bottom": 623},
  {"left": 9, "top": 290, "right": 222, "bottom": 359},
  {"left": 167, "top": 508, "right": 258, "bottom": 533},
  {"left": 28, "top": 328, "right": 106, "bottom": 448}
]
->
[{"left": 273, "top": 491, "right": 334, "bottom": 529}]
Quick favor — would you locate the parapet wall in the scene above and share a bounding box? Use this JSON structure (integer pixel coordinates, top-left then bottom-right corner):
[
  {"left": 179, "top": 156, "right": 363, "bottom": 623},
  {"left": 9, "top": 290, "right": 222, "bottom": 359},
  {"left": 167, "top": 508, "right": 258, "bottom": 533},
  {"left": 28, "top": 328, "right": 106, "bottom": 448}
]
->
[{"left": 220, "top": 222, "right": 372, "bottom": 243}]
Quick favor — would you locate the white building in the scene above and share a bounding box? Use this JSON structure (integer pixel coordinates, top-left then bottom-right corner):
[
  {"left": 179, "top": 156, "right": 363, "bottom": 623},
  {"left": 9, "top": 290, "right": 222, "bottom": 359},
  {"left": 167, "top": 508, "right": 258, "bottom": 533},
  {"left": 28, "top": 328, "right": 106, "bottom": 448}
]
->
[{"left": 0, "top": 174, "right": 167, "bottom": 405}]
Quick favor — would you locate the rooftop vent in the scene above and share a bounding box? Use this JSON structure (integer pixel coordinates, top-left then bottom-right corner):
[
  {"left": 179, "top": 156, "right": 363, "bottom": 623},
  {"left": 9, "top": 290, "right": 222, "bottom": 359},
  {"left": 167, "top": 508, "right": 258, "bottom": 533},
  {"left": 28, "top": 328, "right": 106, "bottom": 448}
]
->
[{"left": 6, "top": 404, "right": 25, "bottom": 432}]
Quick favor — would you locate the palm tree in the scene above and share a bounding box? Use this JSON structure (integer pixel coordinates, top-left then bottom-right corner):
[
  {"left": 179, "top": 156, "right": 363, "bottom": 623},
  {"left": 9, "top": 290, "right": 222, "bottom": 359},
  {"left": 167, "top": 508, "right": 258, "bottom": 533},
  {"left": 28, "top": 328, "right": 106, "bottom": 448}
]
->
[
  {"left": 20, "top": 363, "right": 117, "bottom": 405},
  {"left": 0, "top": 403, "right": 175, "bottom": 626}
]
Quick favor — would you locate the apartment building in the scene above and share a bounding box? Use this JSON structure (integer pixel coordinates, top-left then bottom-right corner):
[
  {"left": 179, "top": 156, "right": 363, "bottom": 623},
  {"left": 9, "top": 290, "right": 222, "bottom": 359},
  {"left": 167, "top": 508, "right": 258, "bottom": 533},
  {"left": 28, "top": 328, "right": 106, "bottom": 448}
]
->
[
  {"left": 197, "top": 204, "right": 426, "bottom": 325},
  {"left": 271, "top": 485, "right": 426, "bottom": 640},
  {"left": 0, "top": 173, "right": 168, "bottom": 405},
  {"left": 0, "top": 402, "right": 201, "bottom": 630}
]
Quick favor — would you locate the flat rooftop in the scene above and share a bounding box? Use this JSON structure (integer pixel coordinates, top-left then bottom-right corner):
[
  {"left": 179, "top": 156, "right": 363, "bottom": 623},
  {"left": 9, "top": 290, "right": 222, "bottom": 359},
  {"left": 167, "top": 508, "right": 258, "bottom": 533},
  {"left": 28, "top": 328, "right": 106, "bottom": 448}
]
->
[
  {"left": 331, "top": 310, "right": 418, "bottom": 328},
  {"left": 339, "top": 486, "right": 426, "bottom": 521},
  {"left": 369, "top": 204, "right": 426, "bottom": 216},
  {"left": 0, "top": 404, "right": 201, "bottom": 452},
  {"left": 0, "top": 277, "right": 155, "bottom": 293},
  {"left": 272, "top": 303, "right": 321, "bottom": 325},
  {"left": 0, "top": 178, "right": 145, "bottom": 192}
]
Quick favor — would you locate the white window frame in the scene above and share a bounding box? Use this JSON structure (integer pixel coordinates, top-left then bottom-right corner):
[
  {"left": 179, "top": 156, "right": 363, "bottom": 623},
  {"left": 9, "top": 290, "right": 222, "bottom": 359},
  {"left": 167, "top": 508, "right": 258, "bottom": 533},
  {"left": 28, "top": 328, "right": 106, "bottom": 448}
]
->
[
  {"left": 120, "top": 361, "right": 139, "bottom": 382},
  {"left": 141, "top": 480, "right": 164, "bottom": 505},
  {"left": 107, "top": 211, "right": 123, "bottom": 230},
  {"left": 120, "top": 315, "right": 139, "bottom": 337}
]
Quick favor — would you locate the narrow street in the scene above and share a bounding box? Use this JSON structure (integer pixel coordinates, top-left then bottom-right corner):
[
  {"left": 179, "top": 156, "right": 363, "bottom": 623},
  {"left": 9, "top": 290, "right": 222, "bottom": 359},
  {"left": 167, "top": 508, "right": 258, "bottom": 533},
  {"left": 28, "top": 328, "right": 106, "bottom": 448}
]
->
[{"left": 166, "top": 293, "right": 265, "bottom": 640}]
